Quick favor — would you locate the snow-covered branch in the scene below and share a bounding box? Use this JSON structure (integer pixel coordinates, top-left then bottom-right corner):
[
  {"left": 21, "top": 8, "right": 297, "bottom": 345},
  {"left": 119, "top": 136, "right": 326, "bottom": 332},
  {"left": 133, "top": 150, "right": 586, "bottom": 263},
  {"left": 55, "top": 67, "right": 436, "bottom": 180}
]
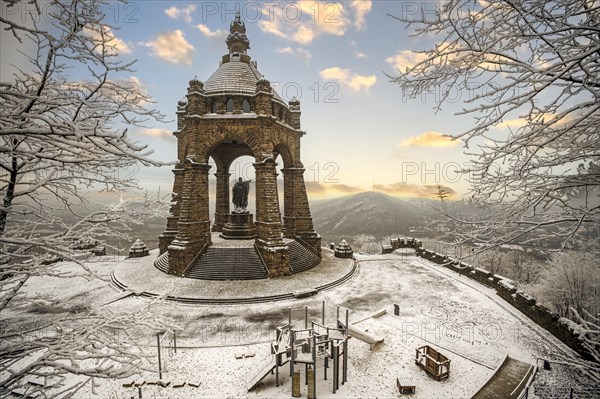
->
[{"left": 389, "top": 0, "right": 599, "bottom": 249}]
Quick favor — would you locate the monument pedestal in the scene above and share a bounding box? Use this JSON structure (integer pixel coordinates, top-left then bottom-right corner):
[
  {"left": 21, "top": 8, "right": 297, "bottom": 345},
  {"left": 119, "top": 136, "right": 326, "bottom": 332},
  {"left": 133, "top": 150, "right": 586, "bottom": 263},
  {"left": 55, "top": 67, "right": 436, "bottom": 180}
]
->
[{"left": 219, "top": 213, "right": 257, "bottom": 239}]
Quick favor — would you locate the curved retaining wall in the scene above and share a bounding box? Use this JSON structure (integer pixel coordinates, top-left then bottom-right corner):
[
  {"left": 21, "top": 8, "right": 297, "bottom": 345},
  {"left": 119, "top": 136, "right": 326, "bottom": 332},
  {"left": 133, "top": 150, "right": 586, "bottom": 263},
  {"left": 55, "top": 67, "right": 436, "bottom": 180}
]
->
[
  {"left": 390, "top": 237, "right": 595, "bottom": 362},
  {"left": 111, "top": 260, "right": 358, "bottom": 305}
]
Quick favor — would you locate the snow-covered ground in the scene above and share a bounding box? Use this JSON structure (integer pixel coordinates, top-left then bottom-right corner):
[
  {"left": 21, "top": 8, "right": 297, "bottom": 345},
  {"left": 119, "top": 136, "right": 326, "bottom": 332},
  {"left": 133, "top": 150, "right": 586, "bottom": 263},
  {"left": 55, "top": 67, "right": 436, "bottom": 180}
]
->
[{"left": 2, "top": 250, "right": 595, "bottom": 398}]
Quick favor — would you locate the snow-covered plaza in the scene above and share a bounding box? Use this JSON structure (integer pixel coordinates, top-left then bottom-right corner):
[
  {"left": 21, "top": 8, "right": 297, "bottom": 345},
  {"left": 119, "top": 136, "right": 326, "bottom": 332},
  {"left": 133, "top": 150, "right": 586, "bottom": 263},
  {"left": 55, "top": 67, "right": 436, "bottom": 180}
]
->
[{"left": 2, "top": 247, "right": 593, "bottom": 398}]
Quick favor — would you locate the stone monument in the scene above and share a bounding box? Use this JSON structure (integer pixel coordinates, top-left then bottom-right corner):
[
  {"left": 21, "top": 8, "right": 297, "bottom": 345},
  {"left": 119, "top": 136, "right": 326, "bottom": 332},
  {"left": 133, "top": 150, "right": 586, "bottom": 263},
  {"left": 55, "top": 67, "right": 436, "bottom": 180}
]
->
[
  {"left": 158, "top": 12, "right": 321, "bottom": 278},
  {"left": 220, "top": 178, "right": 256, "bottom": 239}
]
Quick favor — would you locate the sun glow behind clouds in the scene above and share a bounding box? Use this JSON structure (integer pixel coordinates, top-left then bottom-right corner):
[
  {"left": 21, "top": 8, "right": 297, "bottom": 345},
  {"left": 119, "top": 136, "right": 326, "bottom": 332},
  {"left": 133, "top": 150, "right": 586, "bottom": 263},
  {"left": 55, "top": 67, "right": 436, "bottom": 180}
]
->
[
  {"left": 398, "top": 132, "right": 458, "bottom": 148},
  {"left": 374, "top": 183, "right": 456, "bottom": 199}
]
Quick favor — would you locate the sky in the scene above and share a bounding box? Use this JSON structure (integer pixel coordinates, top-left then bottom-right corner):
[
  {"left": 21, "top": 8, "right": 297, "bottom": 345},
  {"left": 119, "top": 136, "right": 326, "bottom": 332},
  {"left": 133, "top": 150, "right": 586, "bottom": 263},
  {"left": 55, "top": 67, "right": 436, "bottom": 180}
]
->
[{"left": 1, "top": 0, "right": 513, "bottom": 201}]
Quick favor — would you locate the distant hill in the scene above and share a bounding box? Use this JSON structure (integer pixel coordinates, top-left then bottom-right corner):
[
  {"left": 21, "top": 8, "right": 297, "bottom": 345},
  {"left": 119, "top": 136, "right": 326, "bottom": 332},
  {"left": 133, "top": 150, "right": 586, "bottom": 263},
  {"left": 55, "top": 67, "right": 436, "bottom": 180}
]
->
[{"left": 310, "top": 191, "right": 423, "bottom": 238}]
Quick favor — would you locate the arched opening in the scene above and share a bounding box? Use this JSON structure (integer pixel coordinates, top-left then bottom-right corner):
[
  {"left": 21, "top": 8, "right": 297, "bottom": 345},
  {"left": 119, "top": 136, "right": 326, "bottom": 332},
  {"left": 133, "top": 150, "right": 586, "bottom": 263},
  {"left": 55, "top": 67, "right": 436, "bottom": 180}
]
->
[
  {"left": 226, "top": 98, "right": 234, "bottom": 113},
  {"left": 242, "top": 98, "right": 251, "bottom": 113},
  {"left": 207, "top": 141, "right": 256, "bottom": 232},
  {"left": 211, "top": 99, "right": 218, "bottom": 113},
  {"left": 229, "top": 155, "right": 256, "bottom": 215}
]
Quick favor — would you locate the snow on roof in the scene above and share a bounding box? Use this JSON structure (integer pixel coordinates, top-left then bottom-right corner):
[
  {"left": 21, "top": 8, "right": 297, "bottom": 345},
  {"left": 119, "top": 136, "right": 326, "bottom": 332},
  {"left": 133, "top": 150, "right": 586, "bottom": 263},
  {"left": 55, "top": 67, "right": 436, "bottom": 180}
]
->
[{"left": 130, "top": 239, "right": 148, "bottom": 250}]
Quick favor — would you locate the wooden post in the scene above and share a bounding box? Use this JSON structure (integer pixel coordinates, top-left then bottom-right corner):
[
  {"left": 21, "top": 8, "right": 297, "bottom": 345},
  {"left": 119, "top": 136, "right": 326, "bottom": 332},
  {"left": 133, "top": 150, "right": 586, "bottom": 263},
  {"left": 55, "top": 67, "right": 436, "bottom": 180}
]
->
[
  {"left": 275, "top": 353, "right": 280, "bottom": 387},
  {"left": 307, "top": 367, "right": 315, "bottom": 399},
  {"left": 322, "top": 301, "right": 325, "bottom": 324},
  {"left": 290, "top": 330, "right": 295, "bottom": 377},
  {"left": 333, "top": 345, "right": 338, "bottom": 393},
  {"left": 138, "top": 387, "right": 142, "bottom": 398},
  {"left": 156, "top": 333, "right": 162, "bottom": 380},
  {"left": 325, "top": 327, "right": 329, "bottom": 380},
  {"left": 343, "top": 309, "right": 349, "bottom": 385},
  {"left": 292, "top": 369, "right": 301, "bottom": 397},
  {"left": 312, "top": 335, "right": 317, "bottom": 398},
  {"left": 173, "top": 331, "right": 177, "bottom": 354},
  {"left": 345, "top": 309, "right": 349, "bottom": 331},
  {"left": 289, "top": 307, "right": 292, "bottom": 326},
  {"left": 305, "top": 364, "right": 308, "bottom": 385},
  {"left": 305, "top": 306, "right": 308, "bottom": 329}
]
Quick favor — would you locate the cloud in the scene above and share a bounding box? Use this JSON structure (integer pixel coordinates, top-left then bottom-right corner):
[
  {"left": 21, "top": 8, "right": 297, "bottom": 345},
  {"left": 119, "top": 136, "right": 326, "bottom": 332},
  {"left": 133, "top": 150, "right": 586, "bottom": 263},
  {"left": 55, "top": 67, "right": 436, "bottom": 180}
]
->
[
  {"left": 258, "top": 1, "right": 350, "bottom": 45},
  {"left": 277, "top": 46, "right": 312, "bottom": 63},
  {"left": 142, "top": 30, "right": 194, "bottom": 65},
  {"left": 197, "top": 24, "right": 228, "bottom": 40},
  {"left": 354, "top": 51, "right": 366, "bottom": 59},
  {"left": 135, "top": 128, "right": 175, "bottom": 142},
  {"left": 398, "top": 131, "right": 459, "bottom": 148},
  {"left": 83, "top": 25, "right": 131, "bottom": 54},
  {"left": 386, "top": 50, "right": 429, "bottom": 72},
  {"left": 320, "top": 67, "right": 377, "bottom": 92},
  {"left": 165, "top": 5, "right": 196, "bottom": 23},
  {"left": 494, "top": 118, "right": 527, "bottom": 129},
  {"left": 350, "top": 0, "right": 372, "bottom": 30},
  {"left": 493, "top": 113, "right": 575, "bottom": 130},
  {"left": 374, "top": 183, "right": 456, "bottom": 199},
  {"left": 305, "top": 181, "right": 363, "bottom": 196}
]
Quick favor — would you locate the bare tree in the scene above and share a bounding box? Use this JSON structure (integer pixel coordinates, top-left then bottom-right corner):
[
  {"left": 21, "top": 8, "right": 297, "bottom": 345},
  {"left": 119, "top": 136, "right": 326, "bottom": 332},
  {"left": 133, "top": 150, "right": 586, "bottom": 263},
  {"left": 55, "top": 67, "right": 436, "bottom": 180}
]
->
[
  {"left": 530, "top": 251, "right": 600, "bottom": 317},
  {"left": 389, "top": 0, "right": 600, "bottom": 249},
  {"left": 0, "top": 0, "right": 174, "bottom": 394},
  {"left": 1, "top": 302, "right": 181, "bottom": 398},
  {"left": 553, "top": 307, "right": 600, "bottom": 383}
]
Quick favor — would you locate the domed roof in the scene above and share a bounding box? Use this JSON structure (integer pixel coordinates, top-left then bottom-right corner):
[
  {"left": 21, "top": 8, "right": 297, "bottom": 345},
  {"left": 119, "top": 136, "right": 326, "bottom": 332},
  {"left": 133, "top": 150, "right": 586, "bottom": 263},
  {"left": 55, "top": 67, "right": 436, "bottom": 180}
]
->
[
  {"left": 204, "top": 59, "right": 286, "bottom": 105},
  {"left": 203, "top": 13, "right": 287, "bottom": 107}
]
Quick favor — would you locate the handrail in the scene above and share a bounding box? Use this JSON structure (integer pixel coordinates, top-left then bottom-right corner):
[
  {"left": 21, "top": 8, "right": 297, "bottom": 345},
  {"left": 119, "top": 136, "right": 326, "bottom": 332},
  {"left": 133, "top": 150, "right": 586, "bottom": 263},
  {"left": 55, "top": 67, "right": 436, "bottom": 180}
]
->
[
  {"left": 181, "top": 242, "right": 209, "bottom": 277},
  {"left": 254, "top": 243, "right": 270, "bottom": 278},
  {"left": 294, "top": 236, "right": 321, "bottom": 258}
]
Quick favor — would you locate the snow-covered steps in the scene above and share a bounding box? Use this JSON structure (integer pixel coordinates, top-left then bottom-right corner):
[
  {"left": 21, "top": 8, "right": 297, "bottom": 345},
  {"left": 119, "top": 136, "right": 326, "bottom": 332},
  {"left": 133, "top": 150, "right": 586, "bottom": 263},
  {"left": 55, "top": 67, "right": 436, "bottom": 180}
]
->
[
  {"left": 153, "top": 251, "right": 169, "bottom": 273},
  {"left": 472, "top": 356, "right": 535, "bottom": 399},
  {"left": 288, "top": 240, "right": 320, "bottom": 273},
  {"left": 186, "top": 247, "right": 268, "bottom": 280}
]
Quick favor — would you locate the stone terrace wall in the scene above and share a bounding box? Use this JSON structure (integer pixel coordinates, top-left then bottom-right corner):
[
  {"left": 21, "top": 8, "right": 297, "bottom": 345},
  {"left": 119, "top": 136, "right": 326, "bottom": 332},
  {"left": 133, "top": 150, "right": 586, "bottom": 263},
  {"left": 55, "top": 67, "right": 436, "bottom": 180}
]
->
[{"left": 390, "top": 237, "right": 594, "bottom": 362}]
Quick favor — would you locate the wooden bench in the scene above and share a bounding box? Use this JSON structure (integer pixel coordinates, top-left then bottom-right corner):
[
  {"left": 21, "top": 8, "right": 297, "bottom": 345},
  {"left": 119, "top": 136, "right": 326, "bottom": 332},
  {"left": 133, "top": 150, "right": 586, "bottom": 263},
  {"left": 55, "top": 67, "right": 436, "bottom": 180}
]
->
[{"left": 397, "top": 377, "right": 416, "bottom": 394}]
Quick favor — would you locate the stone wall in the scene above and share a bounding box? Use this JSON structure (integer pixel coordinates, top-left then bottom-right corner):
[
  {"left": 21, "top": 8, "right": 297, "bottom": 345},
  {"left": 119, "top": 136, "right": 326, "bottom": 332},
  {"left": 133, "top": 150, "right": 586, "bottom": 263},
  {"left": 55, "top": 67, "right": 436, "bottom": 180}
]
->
[{"left": 390, "top": 237, "right": 595, "bottom": 362}]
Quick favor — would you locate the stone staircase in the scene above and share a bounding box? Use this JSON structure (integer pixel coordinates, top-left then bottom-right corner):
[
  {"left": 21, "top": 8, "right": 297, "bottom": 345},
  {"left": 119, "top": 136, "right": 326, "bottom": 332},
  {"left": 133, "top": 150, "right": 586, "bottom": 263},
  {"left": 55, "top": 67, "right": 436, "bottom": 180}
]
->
[
  {"left": 154, "top": 251, "right": 169, "bottom": 273},
  {"left": 472, "top": 356, "right": 534, "bottom": 399},
  {"left": 288, "top": 240, "right": 320, "bottom": 274},
  {"left": 186, "top": 247, "right": 268, "bottom": 280}
]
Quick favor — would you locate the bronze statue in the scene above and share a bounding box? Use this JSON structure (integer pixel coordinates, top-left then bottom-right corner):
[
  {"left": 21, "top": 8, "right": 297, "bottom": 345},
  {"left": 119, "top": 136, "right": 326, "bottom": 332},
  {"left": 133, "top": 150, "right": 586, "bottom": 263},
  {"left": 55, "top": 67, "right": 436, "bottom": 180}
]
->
[{"left": 232, "top": 177, "right": 251, "bottom": 213}]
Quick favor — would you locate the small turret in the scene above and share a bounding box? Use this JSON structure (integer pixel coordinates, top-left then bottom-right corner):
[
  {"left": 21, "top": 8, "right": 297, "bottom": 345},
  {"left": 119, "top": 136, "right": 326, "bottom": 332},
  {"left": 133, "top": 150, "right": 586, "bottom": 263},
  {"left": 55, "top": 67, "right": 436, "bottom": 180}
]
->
[
  {"left": 289, "top": 97, "right": 301, "bottom": 129},
  {"left": 226, "top": 11, "right": 250, "bottom": 54}
]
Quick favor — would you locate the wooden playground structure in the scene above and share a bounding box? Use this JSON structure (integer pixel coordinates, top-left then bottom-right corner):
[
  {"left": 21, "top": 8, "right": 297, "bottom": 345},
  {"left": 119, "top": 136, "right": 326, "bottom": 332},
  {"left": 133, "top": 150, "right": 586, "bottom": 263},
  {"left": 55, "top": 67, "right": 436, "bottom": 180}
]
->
[
  {"left": 248, "top": 303, "right": 384, "bottom": 397},
  {"left": 415, "top": 345, "right": 451, "bottom": 381}
]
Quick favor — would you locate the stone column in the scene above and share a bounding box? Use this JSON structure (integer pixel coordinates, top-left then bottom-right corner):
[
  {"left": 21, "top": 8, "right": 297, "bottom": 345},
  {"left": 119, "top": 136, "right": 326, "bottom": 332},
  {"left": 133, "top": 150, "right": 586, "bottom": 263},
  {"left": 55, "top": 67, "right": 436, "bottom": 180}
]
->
[
  {"left": 254, "top": 158, "right": 290, "bottom": 277},
  {"left": 281, "top": 167, "right": 321, "bottom": 256},
  {"left": 159, "top": 168, "right": 184, "bottom": 254},
  {"left": 212, "top": 170, "right": 231, "bottom": 232},
  {"left": 168, "top": 161, "right": 212, "bottom": 275}
]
